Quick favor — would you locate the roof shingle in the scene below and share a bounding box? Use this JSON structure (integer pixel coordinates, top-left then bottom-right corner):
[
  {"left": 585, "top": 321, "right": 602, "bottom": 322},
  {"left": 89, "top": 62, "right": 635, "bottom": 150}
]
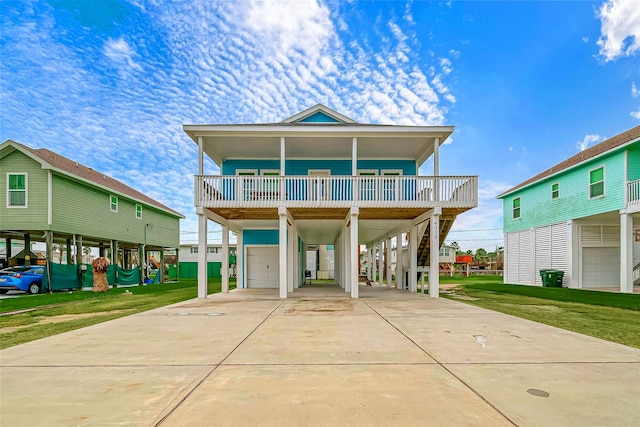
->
[{"left": 5, "top": 140, "right": 182, "bottom": 217}]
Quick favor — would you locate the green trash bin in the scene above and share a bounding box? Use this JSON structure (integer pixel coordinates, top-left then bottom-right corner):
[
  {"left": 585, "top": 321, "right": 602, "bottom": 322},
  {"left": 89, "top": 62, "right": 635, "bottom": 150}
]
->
[
  {"left": 547, "top": 270, "right": 564, "bottom": 287},
  {"left": 539, "top": 269, "right": 552, "bottom": 287}
]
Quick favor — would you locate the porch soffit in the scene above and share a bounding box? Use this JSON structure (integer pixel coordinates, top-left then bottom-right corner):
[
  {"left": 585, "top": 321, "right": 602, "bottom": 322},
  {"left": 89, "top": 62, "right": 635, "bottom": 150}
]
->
[{"left": 184, "top": 125, "right": 453, "bottom": 166}]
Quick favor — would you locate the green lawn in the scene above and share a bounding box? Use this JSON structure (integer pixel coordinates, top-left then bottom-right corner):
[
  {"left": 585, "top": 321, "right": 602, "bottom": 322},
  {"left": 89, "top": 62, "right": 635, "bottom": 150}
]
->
[
  {"left": 438, "top": 276, "right": 640, "bottom": 349},
  {"left": 0, "top": 278, "right": 235, "bottom": 349}
]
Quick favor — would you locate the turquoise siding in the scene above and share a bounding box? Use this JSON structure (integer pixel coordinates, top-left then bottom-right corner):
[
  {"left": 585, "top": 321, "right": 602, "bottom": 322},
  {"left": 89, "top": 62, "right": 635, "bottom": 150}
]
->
[
  {"left": 502, "top": 151, "right": 628, "bottom": 233},
  {"left": 243, "top": 230, "right": 279, "bottom": 245},
  {"left": 627, "top": 145, "right": 640, "bottom": 181},
  {"left": 0, "top": 151, "right": 48, "bottom": 229},
  {"left": 300, "top": 112, "right": 339, "bottom": 122},
  {"left": 222, "top": 159, "right": 416, "bottom": 175}
]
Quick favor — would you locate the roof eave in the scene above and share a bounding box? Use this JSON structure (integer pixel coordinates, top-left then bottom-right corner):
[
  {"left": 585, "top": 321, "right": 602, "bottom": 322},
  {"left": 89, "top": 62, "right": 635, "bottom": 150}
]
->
[{"left": 496, "top": 137, "right": 640, "bottom": 199}]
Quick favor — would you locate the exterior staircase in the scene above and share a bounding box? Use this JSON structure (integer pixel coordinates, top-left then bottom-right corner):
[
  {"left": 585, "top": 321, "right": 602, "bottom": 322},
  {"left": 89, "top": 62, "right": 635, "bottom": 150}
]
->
[
  {"left": 417, "top": 216, "right": 456, "bottom": 266},
  {"left": 633, "top": 262, "right": 640, "bottom": 286}
]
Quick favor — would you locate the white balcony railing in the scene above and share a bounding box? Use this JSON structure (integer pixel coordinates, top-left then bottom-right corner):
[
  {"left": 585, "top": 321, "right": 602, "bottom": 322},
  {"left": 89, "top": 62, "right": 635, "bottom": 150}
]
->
[
  {"left": 628, "top": 179, "right": 640, "bottom": 208},
  {"left": 195, "top": 175, "right": 478, "bottom": 209}
]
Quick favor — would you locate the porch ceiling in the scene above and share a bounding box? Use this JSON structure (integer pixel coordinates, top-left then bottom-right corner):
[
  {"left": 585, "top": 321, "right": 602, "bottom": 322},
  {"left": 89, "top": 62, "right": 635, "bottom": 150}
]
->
[{"left": 184, "top": 125, "right": 453, "bottom": 166}]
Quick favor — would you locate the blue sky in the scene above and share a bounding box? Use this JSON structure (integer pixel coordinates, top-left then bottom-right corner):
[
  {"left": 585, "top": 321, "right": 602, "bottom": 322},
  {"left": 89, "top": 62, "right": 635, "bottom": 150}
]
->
[{"left": 2, "top": 0, "right": 639, "bottom": 251}]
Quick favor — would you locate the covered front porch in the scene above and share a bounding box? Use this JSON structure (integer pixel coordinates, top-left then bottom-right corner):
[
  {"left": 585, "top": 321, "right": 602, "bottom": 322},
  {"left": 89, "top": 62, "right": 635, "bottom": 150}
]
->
[{"left": 195, "top": 205, "right": 452, "bottom": 299}]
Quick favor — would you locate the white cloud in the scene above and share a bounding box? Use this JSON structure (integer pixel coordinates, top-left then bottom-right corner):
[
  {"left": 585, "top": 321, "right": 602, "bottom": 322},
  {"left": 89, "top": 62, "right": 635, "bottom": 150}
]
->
[
  {"left": 577, "top": 134, "right": 604, "bottom": 151},
  {"left": 632, "top": 82, "right": 639, "bottom": 98},
  {"left": 244, "top": 0, "right": 334, "bottom": 59},
  {"left": 103, "top": 37, "right": 143, "bottom": 72},
  {"left": 2, "top": 0, "right": 459, "bottom": 245},
  {"left": 596, "top": 0, "right": 640, "bottom": 61},
  {"left": 631, "top": 109, "right": 640, "bottom": 119}
]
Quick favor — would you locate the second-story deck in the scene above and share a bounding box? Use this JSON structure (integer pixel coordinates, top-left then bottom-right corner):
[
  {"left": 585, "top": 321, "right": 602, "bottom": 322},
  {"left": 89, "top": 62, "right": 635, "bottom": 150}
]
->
[{"left": 195, "top": 175, "right": 478, "bottom": 211}]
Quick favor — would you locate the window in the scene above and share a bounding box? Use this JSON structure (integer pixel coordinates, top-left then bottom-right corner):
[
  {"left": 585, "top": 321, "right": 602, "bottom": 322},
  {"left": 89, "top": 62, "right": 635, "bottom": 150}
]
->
[
  {"left": 551, "top": 183, "right": 559, "bottom": 200},
  {"left": 191, "top": 247, "right": 198, "bottom": 254},
  {"left": 207, "top": 247, "right": 218, "bottom": 253},
  {"left": 439, "top": 248, "right": 450, "bottom": 257},
  {"left": 110, "top": 195, "right": 118, "bottom": 212},
  {"left": 7, "top": 173, "right": 27, "bottom": 207},
  {"left": 589, "top": 167, "right": 604, "bottom": 198},
  {"left": 512, "top": 197, "right": 521, "bottom": 219},
  {"left": 136, "top": 204, "right": 142, "bottom": 219}
]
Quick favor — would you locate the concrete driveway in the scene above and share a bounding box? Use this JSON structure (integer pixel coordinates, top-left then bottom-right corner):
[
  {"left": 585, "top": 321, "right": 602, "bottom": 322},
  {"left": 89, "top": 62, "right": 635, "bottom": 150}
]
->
[{"left": 1, "top": 284, "right": 639, "bottom": 426}]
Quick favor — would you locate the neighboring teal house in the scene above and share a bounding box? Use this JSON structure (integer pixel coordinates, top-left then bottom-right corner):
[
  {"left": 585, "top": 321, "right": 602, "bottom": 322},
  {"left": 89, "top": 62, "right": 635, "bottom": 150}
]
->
[
  {"left": 0, "top": 140, "right": 183, "bottom": 284},
  {"left": 497, "top": 126, "right": 640, "bottom": 293},
  {"left": 184, "top": 104, "right": 478, "bottom": 299}
]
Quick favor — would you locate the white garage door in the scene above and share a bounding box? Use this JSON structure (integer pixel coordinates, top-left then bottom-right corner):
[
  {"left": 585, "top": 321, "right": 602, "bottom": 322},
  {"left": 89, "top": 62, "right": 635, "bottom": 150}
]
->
[
  {"left": 246, "top": 247, "right": 279, "bottom": 288},
  {"left": 582, "top": 247, "right": 619, "bottom": 288}
]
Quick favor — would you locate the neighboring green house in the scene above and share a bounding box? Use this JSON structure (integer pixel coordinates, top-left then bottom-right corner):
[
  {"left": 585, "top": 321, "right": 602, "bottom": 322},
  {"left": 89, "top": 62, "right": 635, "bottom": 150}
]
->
[
  {"left": 497, "top": 126, "right": 640, "bottom": 293},
  {"left": 0, "top": 140, "right": 183, "bottom": 283}
]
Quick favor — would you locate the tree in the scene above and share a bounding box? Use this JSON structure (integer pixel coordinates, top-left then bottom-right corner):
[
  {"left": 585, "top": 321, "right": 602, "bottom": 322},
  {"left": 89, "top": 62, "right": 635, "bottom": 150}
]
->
[
  {"left": 474, "top": 248, "right": 487, "bottom": 263},
  {"left": 92, "top": 257, "right": 109, "bottom": 292}
]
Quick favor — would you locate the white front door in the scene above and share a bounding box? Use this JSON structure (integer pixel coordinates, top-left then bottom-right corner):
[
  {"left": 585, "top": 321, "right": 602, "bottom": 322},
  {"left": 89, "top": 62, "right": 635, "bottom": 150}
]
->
[
  {"left": 246, "top": 246, "right": 279, "bottom": 288},
  {"left": 309, "top": 170, "right": 331, "bottom": 202}
]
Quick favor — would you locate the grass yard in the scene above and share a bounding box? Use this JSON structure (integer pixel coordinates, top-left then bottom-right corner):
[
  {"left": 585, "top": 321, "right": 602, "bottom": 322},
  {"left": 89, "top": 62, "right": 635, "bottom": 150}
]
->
[
  {"left": 0, "top": 278, "right": 235, "bottom": 349},
  {"left": 439, "top": 275, "right": 640, "bottom": 349}
]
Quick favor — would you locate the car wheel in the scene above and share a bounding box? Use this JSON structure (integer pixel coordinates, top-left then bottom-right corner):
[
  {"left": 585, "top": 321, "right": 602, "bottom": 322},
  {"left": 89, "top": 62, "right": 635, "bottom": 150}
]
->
[{"left": 28, "top": 282, "right": 41, "bottom": 294}]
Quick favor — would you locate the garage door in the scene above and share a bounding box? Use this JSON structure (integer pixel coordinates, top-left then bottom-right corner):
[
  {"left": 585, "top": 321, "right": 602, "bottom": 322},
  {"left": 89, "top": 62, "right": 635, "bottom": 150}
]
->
[
  {"left": 246, "top": 247, "right": 279, "bottom": 288},
  {"left": 582, "top": 247, "right": 619, "bottom": 288}
]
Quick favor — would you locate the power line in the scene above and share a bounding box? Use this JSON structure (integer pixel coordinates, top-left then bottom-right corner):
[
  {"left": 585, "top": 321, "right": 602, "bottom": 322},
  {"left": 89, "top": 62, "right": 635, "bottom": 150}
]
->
[{"left": 448, "top": 228, "right": 502, "bottom": 233}]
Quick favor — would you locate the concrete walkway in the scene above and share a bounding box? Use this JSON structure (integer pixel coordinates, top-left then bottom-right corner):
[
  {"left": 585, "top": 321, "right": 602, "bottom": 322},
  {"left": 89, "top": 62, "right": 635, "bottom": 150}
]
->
[{"left": 1, "top": 284, "right": 639, "bottom": 426}]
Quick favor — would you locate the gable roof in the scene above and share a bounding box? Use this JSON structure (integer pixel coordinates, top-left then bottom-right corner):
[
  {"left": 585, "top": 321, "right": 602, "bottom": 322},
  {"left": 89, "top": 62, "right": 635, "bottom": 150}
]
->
[
  {"left": 1, "top": 140, "right": 183, "bottom": 218},
  {"left": 281, "top": 103, "right": 357, "bottom": 124},
  {"left": 497, "top": 126, "right": 640, "bottom": 199}
]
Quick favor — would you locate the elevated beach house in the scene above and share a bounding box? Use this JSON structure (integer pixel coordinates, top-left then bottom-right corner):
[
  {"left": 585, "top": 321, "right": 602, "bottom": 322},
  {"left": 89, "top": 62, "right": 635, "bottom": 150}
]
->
[
  {"left": 185, "top": 104, "right": 478, "bottom": 298},
  {"left": 497, "top": 126, "right": 640, "bottom": 292},
  {"left": 0, "top": 140, "right": 183, "bottom": 283}
]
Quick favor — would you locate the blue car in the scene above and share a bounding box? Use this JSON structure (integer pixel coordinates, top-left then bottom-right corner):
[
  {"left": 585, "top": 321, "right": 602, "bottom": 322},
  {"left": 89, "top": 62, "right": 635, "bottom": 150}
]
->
[{"left": 0, "top": 266, "right": 44, "bottom": 294}]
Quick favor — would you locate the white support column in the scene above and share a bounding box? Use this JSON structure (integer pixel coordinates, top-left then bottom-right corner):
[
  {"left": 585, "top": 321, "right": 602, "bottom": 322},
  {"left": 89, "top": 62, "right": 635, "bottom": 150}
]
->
[
  {"left": 197, "top": 214, "right": 208, "bottom": 299},
  {"left": 288, "top": 222, "right": 294, "bottom": 293},
  {"left": 429, "top": 212, "right": 440, "bottom": 298},
  {"left": 278, "top": 207, "right": 288, "bottom": 299},
  {"left": 566, "top": 221, "right": 575, "bottom": 288},
  {"left": 221, "top": 225, "right": 229, "bottom": 293},
  {"left": 410, "top": 225, "right": 418, "bottom": 292},
  {"left": 293, "top": 228, "right": 299, "bottom": 289},
  {"left": 344, "top": 224, "right": 351, "bottom": 293},
  {"left": 367, "top": 246, "right": 372, "bottom": 280},
  {"left": 335, "top": 235, "right": 343, "bottom": 288},
  {"left": 198, "top": 136, "right": 204, "bottom": 176},
  {"left": 350, "top": 207, "right": 359, "bottom": 298},
  {"left": 352, "top": 137, "right": 358, "bottom": 176},
  {"left": 379, "top": 241, "right": 385, "bottom": 286},
  {"left": 237, "top": 231, "right": 244, "bottom": 289},
  {"left": 386, "top": 237, "right": 392, "bottom": 287},
  {"left": 372, "top": 243, "right": 377, "bottom": 285},
  {"left": 396, "top": 232, "right": 403, "bottom": 289},
  {"left": 620, "top": 212, "right": 633, "bottom": 293}
]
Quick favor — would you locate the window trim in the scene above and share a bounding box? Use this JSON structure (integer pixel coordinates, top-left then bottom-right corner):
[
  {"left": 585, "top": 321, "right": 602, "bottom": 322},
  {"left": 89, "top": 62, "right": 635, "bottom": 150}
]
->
[
  {"left": 512, "top": 197, "right": 521, "bottom": 220},
  {"left": 589, "top": 166, "right": 605, "bottom": 199},
  {"left": 110, "top": 195, "right": 119, "bottom": 212},
  {"left": 551, "top": 182, "right": 559, "bottom": 200},
  {"left": 7, "top": 172, "right": 28, "bottom": 208},
  {"left": 136, "top": 204, "right": 142, "bottom": 219}
]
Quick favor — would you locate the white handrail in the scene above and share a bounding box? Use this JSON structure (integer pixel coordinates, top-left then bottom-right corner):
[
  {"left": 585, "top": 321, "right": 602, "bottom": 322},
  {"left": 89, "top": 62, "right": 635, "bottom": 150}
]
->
[
  {"left": 195, "top": 175, "right": 478, "bottom": 209},
  {"left": 627, "top": 179, "right": 640, "bottom": 207}
]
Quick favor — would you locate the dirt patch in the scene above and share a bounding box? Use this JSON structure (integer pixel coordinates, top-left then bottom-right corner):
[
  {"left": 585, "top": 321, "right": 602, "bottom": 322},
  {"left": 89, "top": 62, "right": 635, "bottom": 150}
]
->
[{"left": 1, "top": 310, "right": 134, "bottom": 334}]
